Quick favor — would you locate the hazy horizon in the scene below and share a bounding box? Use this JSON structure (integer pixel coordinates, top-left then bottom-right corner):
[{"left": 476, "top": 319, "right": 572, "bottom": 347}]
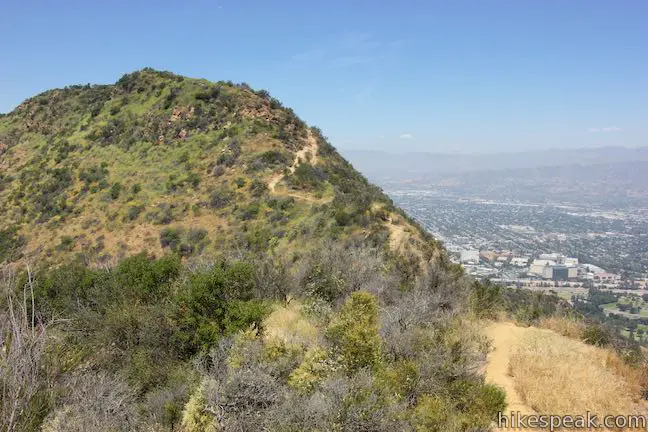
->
[{"left": 339, "top": 144, "right": 648, "bottom": 156}]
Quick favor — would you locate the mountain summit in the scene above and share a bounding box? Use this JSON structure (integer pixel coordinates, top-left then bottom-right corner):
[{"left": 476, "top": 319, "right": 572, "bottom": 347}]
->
[
  {"left": 1, "top": 70, "right": 512, "bottom": 431},
  {"left": 0, "top": 68, "right": 440, "bottom": 268}
]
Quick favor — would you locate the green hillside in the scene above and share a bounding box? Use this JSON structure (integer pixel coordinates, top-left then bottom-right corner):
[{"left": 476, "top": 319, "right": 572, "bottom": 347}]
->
[
  {"left": 0, "top": 68, "right": 438, "bottom": 269},
  {"left": 0, "top": 70, "right": 507, "bottom": 431}
]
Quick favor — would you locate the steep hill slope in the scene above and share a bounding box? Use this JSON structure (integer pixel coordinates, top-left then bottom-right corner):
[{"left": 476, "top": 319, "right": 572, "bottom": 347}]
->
[
  {"left": 0, "top": 70, "right": 508, "bottom": 431},
  {"left": 0, "top": 68, "right": 439, "bottom": 269}
]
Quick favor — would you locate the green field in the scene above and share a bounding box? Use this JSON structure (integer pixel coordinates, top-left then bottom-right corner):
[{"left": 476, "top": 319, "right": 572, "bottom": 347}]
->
[{"left": 601, "top": 295, "right": 648, "bottom": 319}]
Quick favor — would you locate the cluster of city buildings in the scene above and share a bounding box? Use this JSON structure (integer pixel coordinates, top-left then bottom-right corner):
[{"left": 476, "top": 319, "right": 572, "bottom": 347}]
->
[
  {"left": 458, "top": 249, "right": 625, "bottom": 285},
  {"left": 529, "top": 253, "right": 579, "bottom": 281}
]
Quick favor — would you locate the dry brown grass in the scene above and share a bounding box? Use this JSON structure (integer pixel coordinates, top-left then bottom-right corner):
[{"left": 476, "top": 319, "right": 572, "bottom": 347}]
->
[
  {"left": 263, "top": 301, "right": 320, "bottom": 348},
  {"left": 537, "top": 316, "right": 647, "bottom": 401},
  {"left": 538, "top": 316, "right": 586, "bottom": 340},
  {"left": 509, "top": 328, "right": 647, "bottom": 418}
]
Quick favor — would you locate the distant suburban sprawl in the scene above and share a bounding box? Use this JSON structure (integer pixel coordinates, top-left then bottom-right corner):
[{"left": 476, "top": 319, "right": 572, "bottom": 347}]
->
[
  {"left": 345, "top": 147, "right": 648, "bottom": 343},
  {"left": 386, "top": 192, "right": 647, "bottom": 292}
]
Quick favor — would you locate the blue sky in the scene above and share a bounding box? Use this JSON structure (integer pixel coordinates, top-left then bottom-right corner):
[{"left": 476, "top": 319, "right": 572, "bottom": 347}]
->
[{"left": 1, "top": 1, "right": 646, "bottom": 153}]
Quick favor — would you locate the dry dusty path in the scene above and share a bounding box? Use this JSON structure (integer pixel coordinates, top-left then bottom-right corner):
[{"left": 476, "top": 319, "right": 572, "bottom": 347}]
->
[
  {"left": 485, "top": 321, "right": 537, "bottom": 431},
  {"left": 387, "top": 218, "right": 407, "bottom": 251},
  {"left": 268, "top": 131, "right": 319, "bottom": 193}
]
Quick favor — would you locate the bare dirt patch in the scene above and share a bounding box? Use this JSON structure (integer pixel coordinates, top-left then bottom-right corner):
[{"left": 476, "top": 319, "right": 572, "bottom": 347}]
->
[{"left": 268, "top": 130, "right": 319, "bottom": 193}]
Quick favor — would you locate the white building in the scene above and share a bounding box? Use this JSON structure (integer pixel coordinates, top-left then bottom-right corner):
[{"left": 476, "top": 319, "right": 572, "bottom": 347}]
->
[
  {"left": 510, "top": 257, "right": 529, "bottom": 267},
  {"left": 564, "top": 257, "right": 579, "bottom": 267},
  {"left": 530, "top": 259, "right": 556, "bottom": 279},
  {"left": 460, "top": 250, "right": 480, "bottom": 264}
]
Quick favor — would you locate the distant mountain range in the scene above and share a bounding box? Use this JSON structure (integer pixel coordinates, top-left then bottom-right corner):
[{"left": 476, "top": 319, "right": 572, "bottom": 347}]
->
[{"left": 341, "top": 146, "right": 648, "bottom": 180}]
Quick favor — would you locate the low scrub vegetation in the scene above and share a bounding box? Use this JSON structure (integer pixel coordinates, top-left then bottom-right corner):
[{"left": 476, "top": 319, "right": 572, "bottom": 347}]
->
[
  {"left": 0, "top": 240, "right": 508, "bottom": 431},
  {"left": 0, "top": 69, "right": 517, "bottom": 430},
  {"left": 0, "top": 227, "right": 26, "bottom": 263}
]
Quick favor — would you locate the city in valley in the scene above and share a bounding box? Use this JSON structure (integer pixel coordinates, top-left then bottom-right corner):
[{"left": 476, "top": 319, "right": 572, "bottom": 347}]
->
[
  {"left": 386, "top": 192, "right": 648, "bottom": 294},
  {"left": 344, "top": 148, "right": 648, "bottom": 336}
]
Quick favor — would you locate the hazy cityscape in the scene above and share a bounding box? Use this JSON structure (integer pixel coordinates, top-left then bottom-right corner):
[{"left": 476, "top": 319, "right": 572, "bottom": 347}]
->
[
  {"left": 345, "top": 151, "right": 648, "bottom": 296},
  {"left": 390, "top": 191, "right": 647, "bottom": 288}
]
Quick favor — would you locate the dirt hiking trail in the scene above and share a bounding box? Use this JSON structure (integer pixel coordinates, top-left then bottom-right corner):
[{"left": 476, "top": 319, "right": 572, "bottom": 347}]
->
[
  {"left": 268, "top": 131, "right": 319, "bottom": 193},
  {"left": 387, "top": 218, "right": 407, "bottom": 251},
  {"left": 485, "top": 321, "right": 537, "bottom": 431}
]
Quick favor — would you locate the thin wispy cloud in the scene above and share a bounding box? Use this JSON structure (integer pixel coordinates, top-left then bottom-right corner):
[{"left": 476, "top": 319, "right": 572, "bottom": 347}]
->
[
  {"left": 289, "top": 32, "right": 398, "bottom": 70},
  {"left": 289, "top": 32, "right": 402, "bottom": 106},
  {"left": 588, "top": 126, "right": 621, "bottom": 133},
  {"left": 329, "top": 55, "right": 377, "bottom": 69},
  {"left": 400, "top": 133, "right": 413, "bottom": 139}
]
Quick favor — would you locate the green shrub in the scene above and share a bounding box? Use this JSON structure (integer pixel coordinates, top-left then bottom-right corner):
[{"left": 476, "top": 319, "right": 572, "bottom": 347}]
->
[
  {"left": 178, "top": 242, "right": 195, "bottom": 257},
  {"left": 187, "top": 173, "right": 201, "bottom": 189},
  {"left": 267, "top": 196, "right": 294, "bottom": 211},
  {"left": 240, "top": 202, "right": 260, "bottom": 220},
  {"left": 582, "top": 324, "right": 612, "bottom": 347},
  {"left": 192, "top": 204, "right": 202, "bottom": 216},
  {"left": 503, "top": 288, "right": 567, "bottom": 324},
  {"left": 287, "top": 347, "right": 333, "bottom": 393},
  {"left": 469, "top": 383, "right": 507, "bottom": 425},
  {"left": 377, "top": 359, "right": 419, "bottom": 402},
  {"left": 216, "top": 139, "right": 241, "bottom": 167},
  {"left": 0, "top": 226, "right": 26, "bottom": 262},
  {"left": 305, "top": 264, "right": 346, "bottom": 302},
  {"left": 244, "top": 227, "right": 274, "bottom": 252},
  {"left": 79, "top": 164, "right": 109, "bottom": 190},
  {"left": 114, "top": 253, "right": 181, "bottom": 301},
  {"left": 333, "top": 207, "right": 354, "bottom": 227},
  {"left": 234, "top": 177, "right": 246, "bottom": 188},
  {"left": 34, "top": 262, "right": 111, "bottom": 319},
  {"left": 449, "top": 380, "right": 507, "bottom": 429},
  {"left": 249, "top": 150, "right": 291, "bottom": 171},
  {"left": 470, "top": 280, "right": 503, "bottom": 319},
  {"left": 166, "top": 175, "right": 184, "bottom": 192},
  {"left": 147, "top": 204, "right": 175, "bottom": 224},
  {"left": 222, "top": 300, "right": 270, "bottom": 335},
  {"left": 187, "top": 228, "right": 208, "bottom": 244},
  {"left": 261, "top": 150, "right": 291, "bottom": 165},
  {"left": 250, "top": 179, "right": 268, "bottom": 197},
  {"left": 290, "top": 163, "right": 327, "bottom": 190},
  {"left": 27, "top": 167, "right": 74, "bottom": 221},
  {"left": 209, "top": 187, "right": 233, "bottom": 209},
  {"left": 109, "top": 182, "right": 121, "bottom": 200},
  {"left": 57, "top": 235, "right": 75, "bottom": 252},
  {"left": 194, "top": 86, "right": 221, "bottom": 102},
  {"left": 326, "top": 291, "right": 382, "bottom": 372},
  {"left": 410, "top": 395, "right": 457, "bottom": 431},
  {"left": 181, "top": 384, "right": 213, "bottom": 432},
  {"left": 160, "top": 227, "right": 183, "bottom": 250},
  {"left": 125, "top": 205, "right": 144, "bottom": 221},
  {"left": 224, "top": 261, "right": 256, "bottom": 301}
]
